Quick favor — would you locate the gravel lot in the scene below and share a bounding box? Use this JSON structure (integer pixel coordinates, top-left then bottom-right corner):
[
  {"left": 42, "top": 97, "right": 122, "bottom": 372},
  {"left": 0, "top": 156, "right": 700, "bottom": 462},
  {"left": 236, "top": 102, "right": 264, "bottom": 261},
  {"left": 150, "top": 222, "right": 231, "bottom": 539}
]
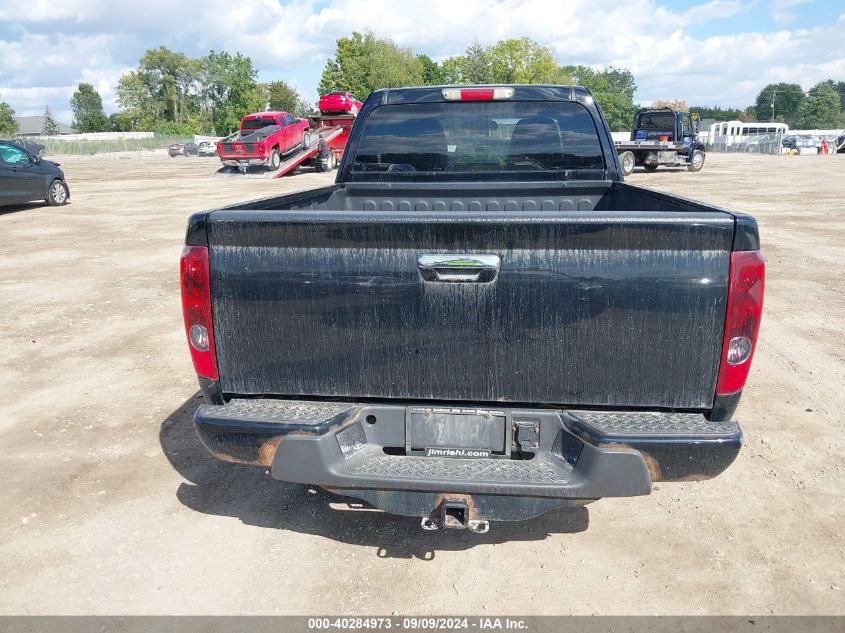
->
[{"left": 1, "top": 151, "right": 842, "bottom": 615}]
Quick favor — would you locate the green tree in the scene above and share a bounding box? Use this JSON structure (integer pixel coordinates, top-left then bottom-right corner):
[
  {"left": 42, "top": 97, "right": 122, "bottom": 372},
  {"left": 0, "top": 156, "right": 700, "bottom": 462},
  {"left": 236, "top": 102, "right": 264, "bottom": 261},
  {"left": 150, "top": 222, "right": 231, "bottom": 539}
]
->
[
  {"left": 487, "top": 38, "right": 557, "bottom": 84},
  {"left": 150, "top": 120, "right": 199, "bottom": 135},
  {"left": 564, "top": 65, "right": 638, "bottom": 131},
  {"left": 837, "top": 81, "right": 845, "bottom": 114},
  {"left": 203, "top": 50, "right": 264, "bottom": 134},
  {"left": 754, "top": 83, "right": 805, "bottom": 126},
  {"left": 0, "top": 95, "right": 17, "bottom": 135},
  {"left": 318, "top": 60, "right": 345, "bottom": 96},
  {"left": 108, "top": 111, "right": 134, "bottom": 132},
  {"left": 136, "top": 46, "right": 199, "bottom": 126},
  {"left": 70, "top": 83, "right": 108, "bottom": 132},
  {"left": 439, "top": 56, "right": 467, "bottom": 84},
  {"left": 652, "top": 99, "right": 688, "bottom": 111},
  {"left": 116, "top": 70, "right": 166, "bottom": 130},
  {"left": 318, "top": 31, "right": 423, "bottom": 98},
  {"left": 263, "top": 80, "right": 308, "bottom": 116},
  {"left": 440, "top": 43, "right": 492, "bottom": 84},
  {"left": 115, "top": 47, "right": 263, "bottom": 134},
  {"left": 365, "top": 35, "right": 423, "bottom": 94},
  {"left": 42, "top": 106, "right": 60, "bottom": 135},
  {"left": 688, "top": 105, "right": 745, "bottom": 121},
  {"left": 462, "top": 43, "right": 492, "bottom": 83},
  {"left": 115, "top": 46, "right": 215, "bottom": 133},
  {"left": 417, "top": 54, "right": 444, "bottom": 85},
  {"left": 317, "top": 32, "right": 368, "bottom": 96},
  {"left": 552, "top": 66, "right": 574, "bottom": 85},
  {"left": 811, "top": 79, "right": 845, "bottom": 115},
  {"left": 797, "top": 81, "right": 841, "bottom": 129}
]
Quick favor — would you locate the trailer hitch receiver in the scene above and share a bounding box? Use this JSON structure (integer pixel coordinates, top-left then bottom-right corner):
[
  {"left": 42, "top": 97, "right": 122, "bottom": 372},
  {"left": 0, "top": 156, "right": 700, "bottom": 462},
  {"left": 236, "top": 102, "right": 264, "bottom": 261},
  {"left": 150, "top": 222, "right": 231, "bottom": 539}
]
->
[{"left": 419, "top": 500, "right": 490, "bottom": 533}]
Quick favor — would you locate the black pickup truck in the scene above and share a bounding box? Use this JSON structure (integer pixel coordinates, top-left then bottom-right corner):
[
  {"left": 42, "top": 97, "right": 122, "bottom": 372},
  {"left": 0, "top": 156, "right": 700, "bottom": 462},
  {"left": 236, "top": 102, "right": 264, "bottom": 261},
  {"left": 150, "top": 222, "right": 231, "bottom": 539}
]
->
[{"left": 180, "top": 85, "right": 765, "bottom": 532}]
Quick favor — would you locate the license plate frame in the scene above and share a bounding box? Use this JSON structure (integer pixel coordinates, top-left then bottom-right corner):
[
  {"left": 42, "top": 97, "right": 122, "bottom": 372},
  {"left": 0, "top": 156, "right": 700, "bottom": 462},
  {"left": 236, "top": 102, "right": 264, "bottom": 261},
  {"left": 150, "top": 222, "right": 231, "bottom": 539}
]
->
[{"left": 405, "top": 406, "right": 511, "bottom": 459}]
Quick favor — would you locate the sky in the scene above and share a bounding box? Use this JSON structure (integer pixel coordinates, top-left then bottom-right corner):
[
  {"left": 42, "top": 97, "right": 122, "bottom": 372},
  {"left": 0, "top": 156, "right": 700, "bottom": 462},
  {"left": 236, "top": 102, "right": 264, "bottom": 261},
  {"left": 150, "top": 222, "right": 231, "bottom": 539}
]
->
[{"left": 1, "top": 0, "right": 844, "bottom": 125}]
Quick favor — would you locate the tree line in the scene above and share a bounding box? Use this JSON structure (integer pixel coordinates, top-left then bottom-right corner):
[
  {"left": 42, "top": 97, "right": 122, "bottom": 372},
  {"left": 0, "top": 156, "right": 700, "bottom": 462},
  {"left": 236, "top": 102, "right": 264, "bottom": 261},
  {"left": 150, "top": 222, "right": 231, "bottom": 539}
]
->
[
  {"left": 1, "top": 34, "right": 639, "bottom": 135},
  {"left": 111, "top": 47, "right": 309, "bottom": 135},
  {"left": 752, "top": 81, "right": 845, "bottom": 129},
  {"left": 2, "top": 34, "right": 843, "bottom": 138},
  {"left": 1, "top": 47, "right": 310, "bottom": 137},
  {"left": 318, "top": 33, "right": 638, "bottom": 131}
]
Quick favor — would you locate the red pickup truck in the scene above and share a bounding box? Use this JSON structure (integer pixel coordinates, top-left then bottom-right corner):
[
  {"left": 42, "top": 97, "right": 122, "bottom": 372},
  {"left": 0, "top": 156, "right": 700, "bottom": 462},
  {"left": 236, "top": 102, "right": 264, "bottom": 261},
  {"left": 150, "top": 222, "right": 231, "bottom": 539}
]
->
[{"left": 217, "top": 111, "right": 310, "bottom": 171}]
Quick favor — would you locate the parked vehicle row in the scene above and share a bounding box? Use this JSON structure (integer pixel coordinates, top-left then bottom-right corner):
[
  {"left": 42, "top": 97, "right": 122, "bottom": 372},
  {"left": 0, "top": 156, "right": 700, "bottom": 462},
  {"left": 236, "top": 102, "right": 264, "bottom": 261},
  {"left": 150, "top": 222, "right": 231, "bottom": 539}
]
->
[
  {"left": 782, "top": 134, "right": 843, "bottom": 154},
  {"left": 706, "top": 132, "right": 843, "bottom": 154},
  {"left": 168, "top": 140, "right": 224, "bottom": 158}
]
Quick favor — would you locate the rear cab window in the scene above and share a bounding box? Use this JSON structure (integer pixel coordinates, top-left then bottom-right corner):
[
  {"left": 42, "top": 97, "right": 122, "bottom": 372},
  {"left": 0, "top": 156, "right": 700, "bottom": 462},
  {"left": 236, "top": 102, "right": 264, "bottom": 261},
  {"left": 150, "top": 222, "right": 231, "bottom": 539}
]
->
[
  {"left": 346, "top": 101, "right": 605, "bottom": 182},
  {"left": 242, "top": 117, "right": 280, "bottom": 131},
  {"left": 634, "top": 111, "right": 676, "bottom": 139}
]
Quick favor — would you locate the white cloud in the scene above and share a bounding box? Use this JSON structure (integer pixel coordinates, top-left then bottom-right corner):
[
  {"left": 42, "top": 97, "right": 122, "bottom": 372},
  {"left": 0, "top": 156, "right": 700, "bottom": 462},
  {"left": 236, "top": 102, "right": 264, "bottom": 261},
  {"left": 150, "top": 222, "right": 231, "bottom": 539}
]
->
[
  {"left": 0, "top": 0, "right": 841, "bottom": 117},
  {"left": 770, "top": 0, "right": 812, "bottom": 25},
  {"left": 685, "top": 0, "right": 746, "bottom": 21}
]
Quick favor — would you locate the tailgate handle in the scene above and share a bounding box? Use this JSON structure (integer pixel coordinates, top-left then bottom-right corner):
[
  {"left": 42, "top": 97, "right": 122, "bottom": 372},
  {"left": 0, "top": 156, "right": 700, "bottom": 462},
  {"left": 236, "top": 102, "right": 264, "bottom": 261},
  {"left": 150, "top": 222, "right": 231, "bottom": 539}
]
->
[{"left": 417, "top": 254, "right": 500, "bottom": 283}]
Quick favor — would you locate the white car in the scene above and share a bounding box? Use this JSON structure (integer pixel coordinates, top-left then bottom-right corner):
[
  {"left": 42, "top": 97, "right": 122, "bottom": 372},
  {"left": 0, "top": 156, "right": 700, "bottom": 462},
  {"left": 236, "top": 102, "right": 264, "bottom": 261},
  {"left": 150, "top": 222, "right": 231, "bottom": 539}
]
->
[{"left": 198, "top": 141, "right": 218, "bottom": 157}]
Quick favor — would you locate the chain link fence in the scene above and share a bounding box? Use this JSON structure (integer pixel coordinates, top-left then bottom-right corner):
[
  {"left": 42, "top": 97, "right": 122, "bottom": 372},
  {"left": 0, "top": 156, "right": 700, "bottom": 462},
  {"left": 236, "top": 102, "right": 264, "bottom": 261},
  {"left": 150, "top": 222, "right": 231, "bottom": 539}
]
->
[
  {"left": 706, "top": 133, "right": 786, "bottom": 154},
  {"left": 29, "top": 134, "right": 196, "bottom": 157}
]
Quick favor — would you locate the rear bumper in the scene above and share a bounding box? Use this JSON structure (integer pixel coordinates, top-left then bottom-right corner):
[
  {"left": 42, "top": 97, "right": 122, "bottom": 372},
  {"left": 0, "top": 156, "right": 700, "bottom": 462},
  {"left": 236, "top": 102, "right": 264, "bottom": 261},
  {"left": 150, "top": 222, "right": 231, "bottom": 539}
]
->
[
  {"left": 221, "top": 157, "right": 268, "bottom": 167},
  {"left": 318, "top": 103, "right": 353, "bottom": 114},
  {"left": 193, "top": 399, "right": 741, "bottom": 520}
]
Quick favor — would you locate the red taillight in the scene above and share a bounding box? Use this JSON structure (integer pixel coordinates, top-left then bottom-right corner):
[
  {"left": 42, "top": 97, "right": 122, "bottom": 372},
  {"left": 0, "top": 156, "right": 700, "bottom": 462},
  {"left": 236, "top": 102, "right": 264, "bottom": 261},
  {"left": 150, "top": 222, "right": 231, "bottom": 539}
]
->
[
  {"left": 180, "top": 245, "right": 219, "bottom": 380},
  {"left": 716, "top": 250, "right": 765, "bottom": 395},
  {"left": 442, "top": 87, "right": 515, "bottom": 101}
]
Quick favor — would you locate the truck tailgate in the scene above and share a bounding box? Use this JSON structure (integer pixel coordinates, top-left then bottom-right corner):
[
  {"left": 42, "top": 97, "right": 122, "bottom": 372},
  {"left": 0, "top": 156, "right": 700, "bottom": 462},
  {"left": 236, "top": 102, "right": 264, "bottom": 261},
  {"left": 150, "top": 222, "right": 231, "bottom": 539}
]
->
[{"left": 207, "top": 210, "right": 733, "bottom": 409}]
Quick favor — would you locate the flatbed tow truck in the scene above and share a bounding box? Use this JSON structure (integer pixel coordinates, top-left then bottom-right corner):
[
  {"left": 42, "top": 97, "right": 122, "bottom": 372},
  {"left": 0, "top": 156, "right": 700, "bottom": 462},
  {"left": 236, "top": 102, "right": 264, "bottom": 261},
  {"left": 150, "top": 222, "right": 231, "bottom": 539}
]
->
[
  {"left": 616, "top": 108, "right": 706, "bottom": 176},
  {"left": 217, "top": 113, "right": 355, "bottom": 178}
]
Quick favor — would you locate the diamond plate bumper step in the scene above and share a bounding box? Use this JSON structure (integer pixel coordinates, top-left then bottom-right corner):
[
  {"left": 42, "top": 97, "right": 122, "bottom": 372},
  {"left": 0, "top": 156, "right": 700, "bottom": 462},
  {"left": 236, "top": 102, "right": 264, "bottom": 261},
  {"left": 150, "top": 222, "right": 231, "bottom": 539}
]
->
[
  {"left": 566, "top": 410, "right": 739, "bottom": 438},
  {"left": 197, "top": 398, "right": 356, "bottom": 428},
  {"left": 563, "top": 410, "right": 742, "bottom": 482},
  {"left": 352, "top": 454, "right": 573, "bottom": 484}
]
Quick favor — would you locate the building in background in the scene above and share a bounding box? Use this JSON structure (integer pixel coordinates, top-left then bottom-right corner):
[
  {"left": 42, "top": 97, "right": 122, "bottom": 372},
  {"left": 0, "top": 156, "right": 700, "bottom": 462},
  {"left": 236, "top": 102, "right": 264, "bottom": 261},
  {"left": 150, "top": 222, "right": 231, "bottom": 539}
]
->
[{"left": 13, "top": 116, "right": 75, "bottom": 137}]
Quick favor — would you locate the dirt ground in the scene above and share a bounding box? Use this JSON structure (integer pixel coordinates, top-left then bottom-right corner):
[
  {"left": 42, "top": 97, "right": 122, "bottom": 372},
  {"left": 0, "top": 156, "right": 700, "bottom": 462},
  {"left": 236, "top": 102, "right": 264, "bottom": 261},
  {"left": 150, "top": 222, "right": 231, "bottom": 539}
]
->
[{"left": 0, "top": 151, "right": 842, "bottom": 615}]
